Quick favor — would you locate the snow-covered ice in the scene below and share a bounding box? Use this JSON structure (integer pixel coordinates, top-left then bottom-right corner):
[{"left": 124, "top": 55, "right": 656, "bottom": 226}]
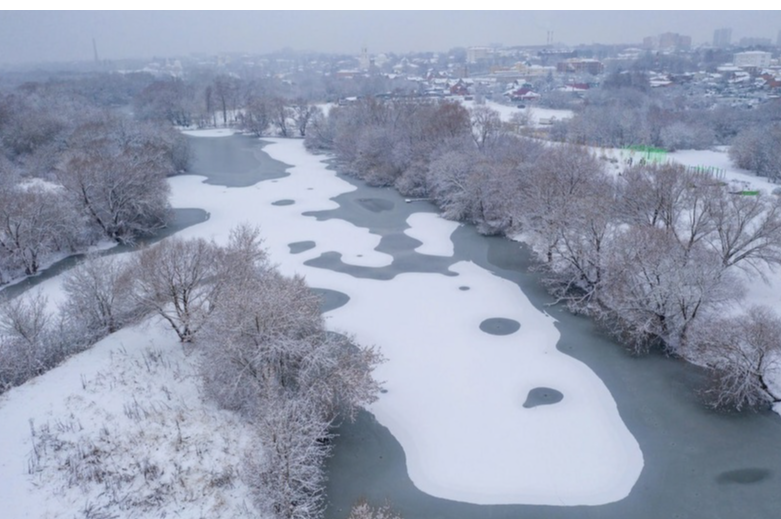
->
[
  {"left": 404, "top": 213, "right": 459, "bottom": 257},
  {"left": 172, "top": 137, "right": 642, "bottom": 505},
  {"left": 0, "top": 137, "right": 643, "bottom": 511}
]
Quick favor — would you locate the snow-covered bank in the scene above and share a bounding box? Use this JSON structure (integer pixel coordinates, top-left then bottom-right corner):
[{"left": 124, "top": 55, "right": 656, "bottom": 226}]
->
[
  {"left": 461, "top": 99, "right": 574, "bottom": 127},
  {"left": 181, "top": 128, "right": 237, "bottom": 138},
  {"left": 0, "top": 320, "right": 260, "bottom": 519}
]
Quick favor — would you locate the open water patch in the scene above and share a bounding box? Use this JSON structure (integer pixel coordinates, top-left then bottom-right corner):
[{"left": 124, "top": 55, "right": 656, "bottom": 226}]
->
[
  {"left": 289, "top": 241, "right": 316, "bottom": 254},
  {"left": 357, "top": 198, "right": 394, "bottom": 213},
  {"left": 0, "top": 207, "right": 209, "bottom": 301},
  {"left": 311, "top": 288, "right": 350, "bottom": 313},
  {"left": 272, "top": 199, "right": 295, "bottom": 206},
  {"left": 523, "top": 387, "right": 564, "bottom": 408},
  {"left": 479, "top": 318, "right": 520, "bottom": 336},
  {"left": 716, "top": 468, "right": 772, "bottom": 485},
  {"left": 186, "top": 135, "right": 290, "bottom": 187}
]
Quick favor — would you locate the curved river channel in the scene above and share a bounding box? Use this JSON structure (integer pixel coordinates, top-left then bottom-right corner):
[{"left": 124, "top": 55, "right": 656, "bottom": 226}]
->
[
  {"left": 185, "top": 134, "right": 781, "bottom": 519},
  {"left": 10, "top": 132, "right": 781, "bottom": 519}
]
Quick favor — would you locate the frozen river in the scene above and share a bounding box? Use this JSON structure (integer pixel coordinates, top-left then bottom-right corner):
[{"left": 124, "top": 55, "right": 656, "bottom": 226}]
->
[
  {"left": 8, "top": 131, "right": 779, "bottom": 519},
  {"left": 184, "top": 133, "right": 781, "bottom": 519}
]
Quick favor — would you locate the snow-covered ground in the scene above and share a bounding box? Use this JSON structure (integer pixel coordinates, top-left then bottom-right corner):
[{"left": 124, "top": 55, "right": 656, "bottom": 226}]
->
[
  {"left": 0, "top": 137, "right": 643, "bottom": 511},
  {"left": 460, "top": 98, "right": 574, "bottom": 127},
  {"left": 181, "top": 128, "right": 237, "bottom": 138},
  {"left": 0, "top": 319, "right": 260, "bottom": 519}
]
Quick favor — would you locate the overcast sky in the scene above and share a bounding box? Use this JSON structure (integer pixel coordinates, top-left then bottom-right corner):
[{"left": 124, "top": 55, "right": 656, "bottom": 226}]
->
[{"left": 1, "top": 11, "right": 780, "bottom": 65}]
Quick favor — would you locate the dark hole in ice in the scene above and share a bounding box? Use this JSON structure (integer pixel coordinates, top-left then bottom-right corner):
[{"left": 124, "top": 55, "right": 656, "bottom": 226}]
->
[
  {"left": 523, "top": 387, "right": 564, "bottom": 408},
  {"left": 716, "top": 468, "right": 772, "bottom": 485},
  {"left": 289, "top": 241, "right": 316, "bottom": 254},
  {"left": 272, "top": 199, "right": 295, "bottom": 206},
  {"left": 479, "top": 317, "right": 520, "bottom": 335},
  {"left": 357, "top": 198, "right": 394, "bottom": 213},
  {"left": 311, "top": 288, "right": 350, "bottom": 313},
  {"left": 459, "top": 286, "right": 470, "bottom": 291}
]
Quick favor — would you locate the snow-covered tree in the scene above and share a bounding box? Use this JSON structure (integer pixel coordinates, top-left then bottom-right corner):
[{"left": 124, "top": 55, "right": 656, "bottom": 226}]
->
[
  {"left": 241, "top": 96, "right": 272, "bottom": 136},
  {"left": 200, "top": 267, "right": 382, "bottom": 420},
  {"left": 194, "top": 226, "right": 383, "bottom": 519},
  {"left": 708, "top": 189, "right": 781, "bottom": 274},
  {"left": 469, "top": 105, "right": 502, "bottom": 151},
  {"left": 729, "top": 124, "right": 781, "bottom": 181},
  {"left": 693, "top": 306, "right": 781, "bottom": 411},
  {"left": 60, "top": 253, "right": 140, "bottom": 340},
  {"left": 519, "top": 145, "right": 607, "bottom": 263},
  {"left": 0, "top": 181, "right": 76, "bottom": 276},
  {"left": 599, "top": 226, "right": 741, "bottom": 354},
  {"left": 58, "top": 116, "right": 172, "bottom": 244},
  {"left": 0, "top": 290, "right": 53, "bottom": 389},
  {"left": 347, "top": 500, "right": 403, "bottom": 519},
  {"left": 132, "top": 237, "right": 223, "bottom": 343},
  {"left": 292, "top": 100, "right": 319, "bottom": 138},
  {"left": 245, "top": 394, "right": 332, "bottom": 519}
]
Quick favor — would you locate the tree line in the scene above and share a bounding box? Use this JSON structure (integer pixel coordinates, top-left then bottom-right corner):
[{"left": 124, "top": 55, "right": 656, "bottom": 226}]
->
[
  {"left": 547, "top": 74, "right": 781, "bottom": 181},
  {"left": 1, "top": 74, "right": 393, "bottom": 519},
  {"left": 0, "top": 87, "right": 188, "bottom": 285},
  {"left": 308, "top": 97, "right": 781, "bottom": 411}
]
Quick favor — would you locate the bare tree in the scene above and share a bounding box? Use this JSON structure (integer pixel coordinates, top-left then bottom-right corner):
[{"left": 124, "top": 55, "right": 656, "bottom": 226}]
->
[
  {"left": 241, "top": 96, "right": 272, "bottom": 137},
  {"left": 0, "top": 290, "right": 53, "bottom": 388},
  {"left": 213, "top": 75, "right": 239, "bottom": 127},
  {"left": 347, "top": 500, "right": 403, "bottom": 519},
  {"left": 303, "top": 108, "right": 335, "bottom": 151},
  {"left": 132, "top": 237, "right": 223, "bottom": 343},
  {"left": 134, "top": 78, "right": 196, "bottom": 127},
  {"left": 270, "top": 98, "right": 294, "bottom": 138},
  {"left": 245, "top": 395, "right": 332, "bottom": 519},
  {"left": 709, "top": 190, "right": 781, "bottom": 274},
  {"left": 200, "top": 267, "right": 383, "bottom": 420},
  {"left": 469, "top": 105, "right": 502, "bottom": 151},
  {"left": 426, "top": 149, "right": 481, "bottom": 222},
  {"left": 194, "top": 226, "right": 383, "bottom": 519},
  {"left": 292, "top": 99, "right": 319, "bottom": 138},
  {"left": 544, "top": 176, "right": 618, "bottom": 308},
  {"left": 693, "top": 306, "right": 781, "bottom": 411},
  {"left": 519, "top": 145, "right": 606, "bottom": 264},
  {"left": 729, "top": 124, "right": 781, "bottom": 182},
  {"left": 58, "top": 117, "right": 172, "bottom": 244},
  {"left": 60, "top": 253, "right": 140, "bottom": 340},
  {"left": 599, "top": 226, "right": 741, "bottom": 354},
  {"left": 0, "top": 181, "right": 76, "bottom": 276},
  {"left": 618, "top": 162, "right": 691, "bottom": 232}
]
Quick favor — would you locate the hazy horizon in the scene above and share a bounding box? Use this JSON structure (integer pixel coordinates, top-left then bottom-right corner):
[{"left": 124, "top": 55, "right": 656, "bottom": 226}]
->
[{"left": 1, "top": 11, "right": 780, "bottom": 65}]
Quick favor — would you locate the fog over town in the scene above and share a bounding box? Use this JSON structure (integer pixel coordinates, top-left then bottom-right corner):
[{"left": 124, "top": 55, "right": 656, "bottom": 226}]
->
[
  {"left": 1, "top": 11, "right": 781, "bottom": 64},
  {"left": 3, "top": 9, "right": 781, "bottom": 519}
]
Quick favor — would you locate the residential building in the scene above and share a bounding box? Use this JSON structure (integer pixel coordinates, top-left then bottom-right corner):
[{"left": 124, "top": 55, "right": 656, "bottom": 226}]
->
[
  {"left": 734, "top": 51, "right": 772, "bottom": 69},
  {"left": 713, "top": 27, "right": 732, "bottom": 48}
]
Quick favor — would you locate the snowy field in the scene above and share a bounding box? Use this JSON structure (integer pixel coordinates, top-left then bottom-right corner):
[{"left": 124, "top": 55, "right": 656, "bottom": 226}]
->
[
  {"left": 0, "top": 137, "right": 643, "bottom": 512},
  {"left": 0, "top": 320, "right": 261, "bottom": 519},
  {"left": 461, "top": 98, "right": 574, "bottom": 127}
]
